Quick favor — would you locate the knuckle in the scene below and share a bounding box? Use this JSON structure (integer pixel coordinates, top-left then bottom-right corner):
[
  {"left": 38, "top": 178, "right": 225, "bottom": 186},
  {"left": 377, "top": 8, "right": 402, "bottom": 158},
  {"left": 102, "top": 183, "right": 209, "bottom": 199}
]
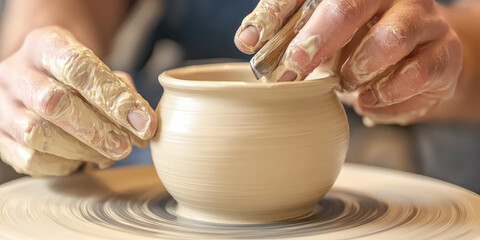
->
[
  {"left": 259, "top": 0, "right": 282, "bottom": 17},
  {"left": 61, "top": 49, "right": 92, "bottom": 88},
  {"left": 18, "top": 117, "right": 42, "bottom": 143},
  {"left": 242, "top": 0, "right": 297, "bottom": 42},
  {"left": 287, "top": 45, "right": 310, "bottom": 66},
  {"left": 448, "top": 30, "right": 462, "bottom": 48},
  {"left": 373, "top": 24, "right": 411, "bottom": 54},
  {"left": 431, "top": 32, "right": 462, "bottom": 90},
  {"left": 435, "top": 18, "right": 450, "bottom": 34},
  {"left": 429, "top": 46, "right": 449, "bottom": 79},
  {"left": 391, "top": 61, "right": 429, "bottom": 95},
  {"left": 23, "top": 29, "right": 45, "bottom": 48},
  {"left": 37, "top": 86, "right": 70, "bottom": 118},
  {"left": 260, "top": 0, "right": 296, "bottom": 22},
  {"left": 23, "top": 26, "right": 96, "bottom": 91},
  {"left": 284, "top": 45, "right": 316, "bottom": 78},
  {"left": 372, "top": 5, "right": 428, "bottom": 55},
  {"left": 261, "top": 2, "right": 283, "bottom": 29},
  {"left": 410, "top": 63, "right": 430, "bottom": 88},
  {"left": 446, "top": 31, "right": 463, "bottom": 60},
  {"left": 326, "top": 0, "right": 365, "bottom": 26},
  {"left": 377, "top": 81, "right": 396, "bottom": 103},
  {"left": 23, "top": 26, "right": 66, "bottom": 49}
]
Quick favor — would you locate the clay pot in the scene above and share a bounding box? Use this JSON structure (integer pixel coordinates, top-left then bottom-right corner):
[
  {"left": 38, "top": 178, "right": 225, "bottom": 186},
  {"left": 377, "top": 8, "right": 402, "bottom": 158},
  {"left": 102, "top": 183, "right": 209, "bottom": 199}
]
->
[{"left": 150, "top": 63, "right": 349, "bottom": 224}]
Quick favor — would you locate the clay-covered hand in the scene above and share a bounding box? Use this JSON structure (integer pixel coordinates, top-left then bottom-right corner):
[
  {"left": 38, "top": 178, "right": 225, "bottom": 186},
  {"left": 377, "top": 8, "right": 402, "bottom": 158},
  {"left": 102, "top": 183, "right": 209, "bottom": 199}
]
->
[
  {"left": 0, "top": 26, "right": 157, "bottom": 177},
  {"left": 235, "top": 0, "right": 462, "bottom": 125}
]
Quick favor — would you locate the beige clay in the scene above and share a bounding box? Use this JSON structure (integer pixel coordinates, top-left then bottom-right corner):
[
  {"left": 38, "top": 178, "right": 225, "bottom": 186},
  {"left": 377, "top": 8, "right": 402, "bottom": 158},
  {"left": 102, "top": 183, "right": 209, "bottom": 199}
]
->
[
  {"left": 0, "top": 164, "right": 479, "bottom": 239},
  {"left": 0, "top": 63, "right": 478, "bottom": 239},
  {"left": 150, "top": 63, "right": 349, "bottom": 223}
]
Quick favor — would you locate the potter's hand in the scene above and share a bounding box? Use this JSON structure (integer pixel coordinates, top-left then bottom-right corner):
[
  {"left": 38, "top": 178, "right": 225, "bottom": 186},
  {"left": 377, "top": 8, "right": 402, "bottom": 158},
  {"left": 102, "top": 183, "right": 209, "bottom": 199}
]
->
[
  {"left": 235, "top": 0, "right": 462, "bottom": 125},
  {"left": 0, "top": 26, "right": 157, "bottom": 177}
]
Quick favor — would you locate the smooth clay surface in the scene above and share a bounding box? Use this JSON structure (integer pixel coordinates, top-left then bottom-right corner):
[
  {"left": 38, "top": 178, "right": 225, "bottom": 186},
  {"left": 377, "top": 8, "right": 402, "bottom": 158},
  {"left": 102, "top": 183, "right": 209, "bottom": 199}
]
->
[
  {"left": 150, "top": 63, "right": 349, "bottom": 224},
  {"left": 0, "top": 164, "right": 479, "bottom": 239}
]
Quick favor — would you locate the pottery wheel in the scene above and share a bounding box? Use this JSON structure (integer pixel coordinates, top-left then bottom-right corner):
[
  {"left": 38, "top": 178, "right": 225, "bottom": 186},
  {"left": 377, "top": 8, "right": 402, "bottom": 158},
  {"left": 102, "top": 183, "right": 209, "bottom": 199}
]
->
[{"left": 0, "top": 164, "right": 478, "bottom": 240}]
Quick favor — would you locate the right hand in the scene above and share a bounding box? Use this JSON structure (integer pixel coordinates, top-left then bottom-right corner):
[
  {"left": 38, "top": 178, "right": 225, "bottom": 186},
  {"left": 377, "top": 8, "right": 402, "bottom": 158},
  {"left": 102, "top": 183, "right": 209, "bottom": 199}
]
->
[
  {"left": 0, "top": 26, "right": 157, "bottom": 177},
  {"left": 235, "top": 0, "right": 462, "bottom": 125}
]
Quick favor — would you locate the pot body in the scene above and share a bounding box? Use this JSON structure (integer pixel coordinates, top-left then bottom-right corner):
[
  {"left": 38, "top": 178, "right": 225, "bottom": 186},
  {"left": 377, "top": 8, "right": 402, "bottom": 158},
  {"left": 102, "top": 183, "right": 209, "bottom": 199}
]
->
[{"left": 151, "top": 63, "right": 349, "bottom": 224}]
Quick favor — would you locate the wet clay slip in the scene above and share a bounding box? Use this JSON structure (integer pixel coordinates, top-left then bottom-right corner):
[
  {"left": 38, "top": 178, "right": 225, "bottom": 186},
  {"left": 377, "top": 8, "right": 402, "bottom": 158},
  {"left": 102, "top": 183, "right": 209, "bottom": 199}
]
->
[{"left": 150, "top": 63, "right": 349, "bottom": 224}]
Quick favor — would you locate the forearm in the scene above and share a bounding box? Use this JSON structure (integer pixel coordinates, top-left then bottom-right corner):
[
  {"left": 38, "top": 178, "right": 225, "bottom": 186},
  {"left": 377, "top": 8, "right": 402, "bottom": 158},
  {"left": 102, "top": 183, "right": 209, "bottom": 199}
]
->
[
  {"left": 0, "top": 0, "right": 134, "bottom": 60},
  {"left": 432, "top": 0, "right": 480, "bottom": 121}
]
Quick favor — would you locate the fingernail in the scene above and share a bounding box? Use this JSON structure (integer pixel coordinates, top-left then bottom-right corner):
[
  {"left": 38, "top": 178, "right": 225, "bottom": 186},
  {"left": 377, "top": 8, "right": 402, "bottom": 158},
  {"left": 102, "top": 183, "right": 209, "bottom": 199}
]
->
[
  {"left": 238, "top": 25, "right": 260, "bottom": 48},
  {"left": 377, "top": 81, "right": 392, "bottom": 103},
  {"left": 278, "top": 71, "right": 298, "bottom": 82},
  {"left": 128, "top": 110, "right": 149, "bottom": 132},
  {"left": 359, "top": 89, "right": 378, "bottom": 106}
]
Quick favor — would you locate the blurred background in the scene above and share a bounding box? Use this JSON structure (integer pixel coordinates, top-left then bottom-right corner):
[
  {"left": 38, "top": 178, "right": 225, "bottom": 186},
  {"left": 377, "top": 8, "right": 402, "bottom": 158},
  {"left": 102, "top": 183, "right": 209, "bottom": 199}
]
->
[{"left": 0, "top": 0, "right": 478, "bottom": 193}]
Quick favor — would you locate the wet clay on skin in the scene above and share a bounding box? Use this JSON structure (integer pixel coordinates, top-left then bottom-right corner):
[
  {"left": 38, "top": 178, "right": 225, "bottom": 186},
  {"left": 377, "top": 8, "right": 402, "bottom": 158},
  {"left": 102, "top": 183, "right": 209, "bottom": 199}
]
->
[
  {"left": 237, "top": 0, "right": 297, "bottom": 53},
  {"left": 1, "top": 27, "right": 156, "bottom": 176}
]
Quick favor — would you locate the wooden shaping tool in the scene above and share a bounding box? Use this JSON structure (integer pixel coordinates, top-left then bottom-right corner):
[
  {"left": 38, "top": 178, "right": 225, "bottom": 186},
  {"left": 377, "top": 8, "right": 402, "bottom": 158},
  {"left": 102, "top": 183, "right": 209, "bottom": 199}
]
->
[{"left": 250, "top": 0, "right": 322, "bottom": 81}]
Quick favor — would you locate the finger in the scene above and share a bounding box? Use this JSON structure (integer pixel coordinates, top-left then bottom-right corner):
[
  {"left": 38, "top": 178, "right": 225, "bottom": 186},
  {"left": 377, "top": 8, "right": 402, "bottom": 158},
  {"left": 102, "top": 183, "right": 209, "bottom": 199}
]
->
[
  {"left": 319, "top": 23, "right": 372, "bottom": 73},
  {"left": 355, "top": 94, "right": 440, "bottom": 126},
  {"left": 25, "top": 119, "right": 116, "bottom": 168},
  {"left": 0, "top": 131, "right": 82, "bottom": 177},
  {"left": 113, "top": 71, "right": 136, "bottom": 90},
  {"left": 357, "top": 33, "right": 462, "bottom": 108},
  {"left": 275, "top": 0, "right": 387, "bottom": 82},
  {"left": 235, "top": 0, "right": 305, "bottom": 54},
  {"left": 113, "top": 71, "right": 148, "bottom": 149},
  {"left": 342, "top": 0, "right": 449, "bottom": 89},
  {"left": 0, "top": 86, "right": 114, "bottom": 168},
  {"left": 0, "top": 62, "right": 132, "bottom": 160},
  {"left": 21, "top": 26, "right": 157, "bottom": 139}
]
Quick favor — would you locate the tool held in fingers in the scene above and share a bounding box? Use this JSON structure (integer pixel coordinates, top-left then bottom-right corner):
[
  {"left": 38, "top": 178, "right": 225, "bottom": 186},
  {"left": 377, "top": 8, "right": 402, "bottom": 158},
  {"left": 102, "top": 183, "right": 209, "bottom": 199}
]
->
[{"left": 250, "top": 0, "right": 322, "bottom": 81}]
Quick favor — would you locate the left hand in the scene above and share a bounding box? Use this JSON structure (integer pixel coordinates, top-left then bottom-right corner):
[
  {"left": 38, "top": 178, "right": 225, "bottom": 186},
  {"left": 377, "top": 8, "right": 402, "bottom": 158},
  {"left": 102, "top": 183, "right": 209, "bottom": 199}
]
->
[
  {"left": 0, "top": 27, "right": 156, "bottom": 177},
  {"left": 234, "top": 0, "right": 463, "bottom": 125}
]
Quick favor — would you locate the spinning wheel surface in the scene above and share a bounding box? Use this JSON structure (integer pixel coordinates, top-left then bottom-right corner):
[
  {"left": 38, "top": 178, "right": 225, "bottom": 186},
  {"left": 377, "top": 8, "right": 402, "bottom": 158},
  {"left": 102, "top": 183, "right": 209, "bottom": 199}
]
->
[{"left": 0, "top": 164, "right": 479, "bottom": 240}]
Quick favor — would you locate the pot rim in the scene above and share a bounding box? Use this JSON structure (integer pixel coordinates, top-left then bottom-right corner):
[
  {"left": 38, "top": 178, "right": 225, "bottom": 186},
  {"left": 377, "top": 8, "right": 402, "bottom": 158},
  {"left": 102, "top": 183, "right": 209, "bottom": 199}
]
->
[{"left": 159, "top": 63, "right": 339, "bottom": 90}]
